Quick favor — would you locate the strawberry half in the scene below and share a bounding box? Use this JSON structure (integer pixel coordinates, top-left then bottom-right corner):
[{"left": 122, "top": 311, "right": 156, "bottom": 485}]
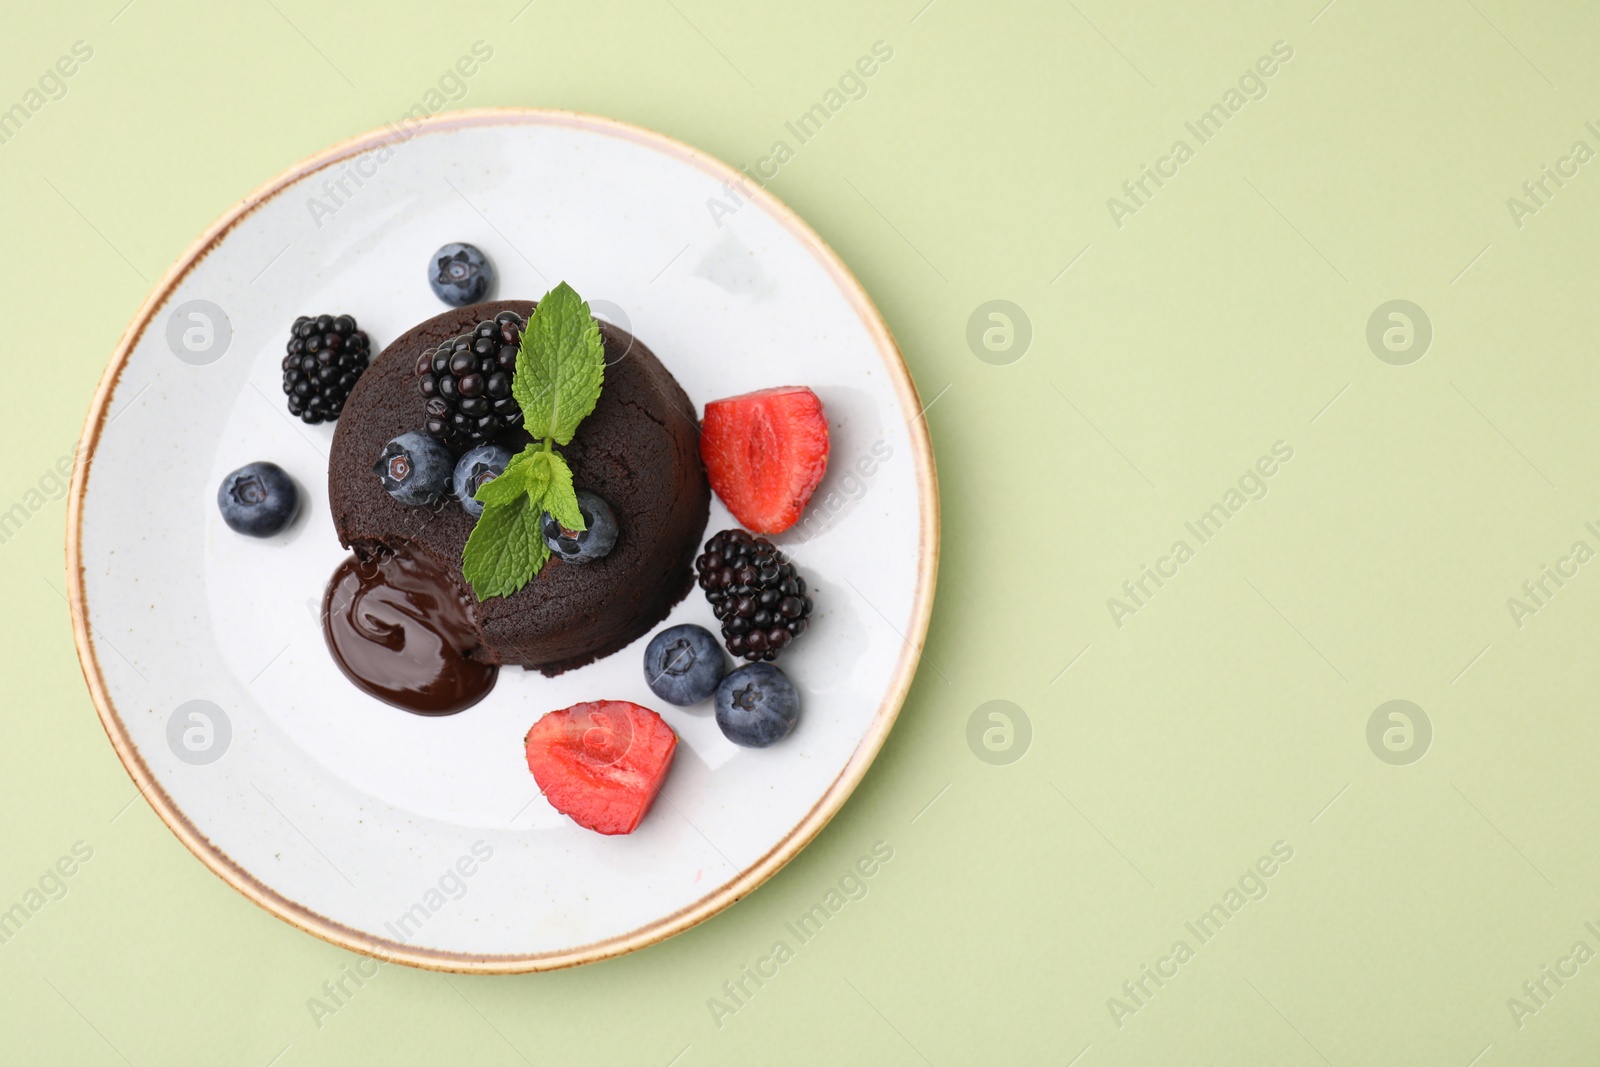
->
[
  {"left": 524, "top": 701, "right": 678, "bottom": 835},
  {"left": 700, "top": 386, "right": 829, "bottom": 535}
]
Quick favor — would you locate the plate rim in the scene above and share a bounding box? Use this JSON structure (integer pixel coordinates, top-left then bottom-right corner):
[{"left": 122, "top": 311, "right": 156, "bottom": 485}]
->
[{"left": 65, "top": 107, "right": 940, "bottom": 973}]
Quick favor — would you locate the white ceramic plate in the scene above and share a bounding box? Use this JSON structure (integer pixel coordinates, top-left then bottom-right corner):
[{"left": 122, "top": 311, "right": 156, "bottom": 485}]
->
[{"left": 68, "top": 110, "right": 936, "bottom": 972}]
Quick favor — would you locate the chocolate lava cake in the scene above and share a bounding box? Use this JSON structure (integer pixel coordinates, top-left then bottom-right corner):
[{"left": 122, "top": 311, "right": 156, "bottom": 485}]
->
[{"left": 328, "top": 300, "right": 709, "bottom": 675}]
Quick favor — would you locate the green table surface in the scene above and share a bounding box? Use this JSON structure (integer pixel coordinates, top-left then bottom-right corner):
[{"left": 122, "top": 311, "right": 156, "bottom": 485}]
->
[{"left": 5, "top": 0, "right": 1600, "bottom": 1062}]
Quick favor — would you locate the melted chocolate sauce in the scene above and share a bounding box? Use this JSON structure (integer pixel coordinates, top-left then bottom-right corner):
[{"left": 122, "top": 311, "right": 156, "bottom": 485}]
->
[{"left": 323, "top": 545, "right": 497, "bottom": 715}]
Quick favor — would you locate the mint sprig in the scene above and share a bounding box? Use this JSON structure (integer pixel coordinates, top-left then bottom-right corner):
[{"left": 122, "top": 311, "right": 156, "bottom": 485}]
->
[{"left": 461, "top": 283, "right": 606, "bottom": 600}]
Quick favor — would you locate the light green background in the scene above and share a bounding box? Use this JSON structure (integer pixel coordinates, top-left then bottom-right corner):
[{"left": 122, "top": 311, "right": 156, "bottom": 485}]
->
[{"left": 4, "top": 0, "right": 1598, "bottom": 1062}]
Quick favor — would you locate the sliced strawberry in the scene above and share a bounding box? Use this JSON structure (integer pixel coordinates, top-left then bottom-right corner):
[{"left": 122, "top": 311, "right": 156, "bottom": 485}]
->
[
  {"left": 524, "top": 701, "right": 677, "bottom": 835},
  {"left": 700, "top": 386, "right": 829, "bottom": 535}
]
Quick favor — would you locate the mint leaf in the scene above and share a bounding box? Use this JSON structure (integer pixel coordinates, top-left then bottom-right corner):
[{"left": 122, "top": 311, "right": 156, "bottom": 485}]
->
[
  {"left": 461, "top": 495, "right": 550, "bottom": 600},
  {"left": 514, "top": 282, "right": 605, "bottom": 446},
  {"left": 529, "top": 449, "right": 584, "bottom": 532},
  {"left": 472, "top": 446, "right": 540, "bottom": 509}
]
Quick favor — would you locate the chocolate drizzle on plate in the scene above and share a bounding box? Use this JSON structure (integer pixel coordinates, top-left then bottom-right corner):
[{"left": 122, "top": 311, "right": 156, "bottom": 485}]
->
[{"left": 322, "top": 544, "right": 496, "bottom": 715}]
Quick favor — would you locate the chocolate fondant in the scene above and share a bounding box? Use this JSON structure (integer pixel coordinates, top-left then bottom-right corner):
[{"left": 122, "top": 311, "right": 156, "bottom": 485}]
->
[{"left": 328, "top": 300, "right": 709, "bottom": 676}]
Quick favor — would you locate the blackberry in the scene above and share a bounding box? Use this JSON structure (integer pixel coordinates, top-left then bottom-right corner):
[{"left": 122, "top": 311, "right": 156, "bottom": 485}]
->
[
  {"left": 416, "top": 310, "right": 525, "bottom": 447},
  {"left": 695, "top": 528, "right": 813, "bottom": 662},
  {"left": 280, "top": 314, "right": 371, "bottom": 424}
]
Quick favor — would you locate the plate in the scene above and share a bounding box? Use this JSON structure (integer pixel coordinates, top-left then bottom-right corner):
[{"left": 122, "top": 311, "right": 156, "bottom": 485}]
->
[{"left": 67, "top": 109, "right": 937, "bottom": 972}]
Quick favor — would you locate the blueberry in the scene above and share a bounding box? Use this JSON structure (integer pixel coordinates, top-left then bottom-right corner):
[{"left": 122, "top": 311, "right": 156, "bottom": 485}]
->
[
  {"left": 372, "top": 431, "right": 453, "bottom": 506},
  {"left": 713, "top": 662, "right": 799, "bottom": 747},
  {"left": 217, "top": 462, "right": 299, "bottom": 537},
  {"left": 542, "top": 490, "right": 617, "bottom": 563},
  {"left": 453, "top": 443, "right": 514, "bottom": 517},
  {"left": 643, "top": 624, "right": 725, "bottom": 706},
  {"left": 428, "top": 242, "right": 494, "bottom": 307}
]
